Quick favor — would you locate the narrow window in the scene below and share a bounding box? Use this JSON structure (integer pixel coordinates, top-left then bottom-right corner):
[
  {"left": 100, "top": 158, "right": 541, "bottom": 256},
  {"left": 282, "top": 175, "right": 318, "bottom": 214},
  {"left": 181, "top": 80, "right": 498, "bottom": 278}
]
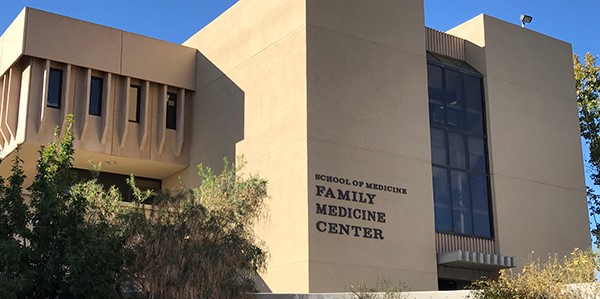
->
[
  {"left": 129, "top": 85, "right": 141, "bottom": 123},
  {"left": 89, "top": 76, "right": 103, "bottom": 116},
  {"left": 166, "top": 92, "right": 177, "bottom": 130},
  {"left": 47, "top": 68, "right": 63, "bottom": 109}
]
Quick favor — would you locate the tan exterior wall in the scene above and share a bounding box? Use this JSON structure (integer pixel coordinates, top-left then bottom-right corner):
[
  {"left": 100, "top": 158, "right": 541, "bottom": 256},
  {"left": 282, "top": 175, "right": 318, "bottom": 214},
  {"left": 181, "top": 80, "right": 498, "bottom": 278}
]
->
[
  {"left": 182, "top": 0, "right": 309, "bottom": 293},
  {"left": 0, "top": 56, "right": 190, "bottom": 182},
  {"left": 0, "top": 8, "right": 197, "bottom": 181},
  {"left": 0, "top": 8, "right": 196, "bottom": 89},
  {"left": 305, "top": 0, "right": 437, "bottom": 292},
  {"left": 0, "top": 1, "right": 591, "bottom": 294},
  {"left": 0, "top": 9, "right": 26, "bottom": 77},
  {"left": 448, "top": 15, "right": 590, "bottom": 263}
]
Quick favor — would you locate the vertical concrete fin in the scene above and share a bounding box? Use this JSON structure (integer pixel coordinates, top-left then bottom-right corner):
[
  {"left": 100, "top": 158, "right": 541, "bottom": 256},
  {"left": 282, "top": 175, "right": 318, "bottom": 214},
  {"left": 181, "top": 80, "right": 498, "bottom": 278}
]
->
[
  {"left": 175, "top": 88, "right": 185, "bottom": 156},
  {"left": 6, "top": 66, "right": 21, "bottom": 141},
  {"left": 157, "top": 84, "right": 167, "bottom": 154},
  {"left": 61, "top": 64, "right": 72, "bottom": 136},
  {"left": 0, "top": 74, "right": 7, "bottom": 147},
  {"left": 79, "top": 68, "right": 92, "bottom": 140},
  {"left": 100, "top": 72, "right": 112, "bottom": 145},
  {"left": 119, "top": 76, "right": 131, "bottom": 148},
  {"left": 38, "top": 59, "right": 50, "bottom": 133},
  {"left": 139, "top": 80, "right": 150, "bottom": 150},
  {"left": 16, "top": 62, "right": 31, "bottom": 148}
]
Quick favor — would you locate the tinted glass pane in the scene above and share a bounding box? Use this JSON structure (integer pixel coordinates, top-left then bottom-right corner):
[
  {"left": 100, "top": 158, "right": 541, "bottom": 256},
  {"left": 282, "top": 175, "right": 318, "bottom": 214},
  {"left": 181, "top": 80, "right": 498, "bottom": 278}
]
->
[
  {"left": 471, "top": 174, "right": 490, "bottom": 237},
  {"left": 468, "top": 137, "right": 486, "bottom": 173},
  {"left": 48, "top": 68, "right": 62, "bottom": 108},
  {"left": 467, "top": 111, "right": 484, "bottom": 135},
  {"left": 473, "top": 212, "right": 491, "bottom": 238},
  {"left": 447, "top": 108, "right": 465, "bottom": 131},
  {"left": 465, "top": 75, "right": 483, "bottom": 113},
  {"left": 428, "top": 64, "right": 443, "bottom": 95},
  {"left": 427, "top": 63, "right": 444, "bottom": 103},
  {"left": 448, "top": 132, "right": 467, "bottom": 169},
  {"left": 445, "top": 70, "right": 464, "bottom": 108},
  {"left": 451, "top": 170, "right": 472, "bottom": 235},
  {"left": 430, "top": 128, "right": 447, "bottom": 166},
  {"left": 429, "top": 103, "right": 445, "bottom": 127},
  {"left": 89, "top": 77, "right": 103, "bottom": 116},
  {"left": 426, "top": 61, "right": 492, "bottom": 238},
  {"left": 471, "top": 174, "right": 489, "bottom": 211},
  {"left": 166, "top": 92, "right": 177, "bottom": 130},
  {"left": 129, "top": 85, "right": 141, "bottom": 122},
  {"left": 433, "top": 167, "right": 452, "bottom": 232}
]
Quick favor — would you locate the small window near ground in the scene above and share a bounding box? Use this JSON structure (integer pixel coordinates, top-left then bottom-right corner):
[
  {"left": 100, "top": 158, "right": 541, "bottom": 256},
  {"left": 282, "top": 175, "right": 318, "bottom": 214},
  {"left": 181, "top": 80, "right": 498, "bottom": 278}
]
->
[
  {"left": 166, "top": 92, "right": 177, "bottom": 130},
  {"left": 73, "top": 169, "right": 161, "bottom": 203},
  {"left": 89, "top": 76, "right": 103, "bottom": 116},
  {"left": 129, "top": 85, "right": 141, "bottom": 123},
  {"left": 47, "top": 68, "right": 63, "bottom": 109}
]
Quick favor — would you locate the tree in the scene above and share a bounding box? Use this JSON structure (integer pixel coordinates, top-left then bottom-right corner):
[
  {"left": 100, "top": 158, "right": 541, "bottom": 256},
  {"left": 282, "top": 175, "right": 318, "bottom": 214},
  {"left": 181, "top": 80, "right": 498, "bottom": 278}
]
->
[
  {"left": 123, "top": 159, "right": 269, "bottom": 298},
  {"left": 574, "top": 53, "right": 600, "bottom": 244},
  {"left": 0, "top": 116, "right": 270, "bottom": 298},
  {"left": 0, "top": 118, "right": 129, "bottom": 298},
  {"left": 0, "top": 147, "right": 33, "bottom": 298}
]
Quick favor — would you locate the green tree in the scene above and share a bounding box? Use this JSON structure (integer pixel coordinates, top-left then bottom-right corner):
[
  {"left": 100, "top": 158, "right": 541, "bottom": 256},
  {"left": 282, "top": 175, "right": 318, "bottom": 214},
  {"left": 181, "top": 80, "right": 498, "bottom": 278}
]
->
[
  {"left": 0, "top": 147, "right": 33, "bottom": 298},
  {"left": 0, "top": 117, "right": 128, "bottom": 298},
  {"left": 0, "top": 116, "right": 270, "bottom": 298},
  {"left": 124, "top": 159, "right": 269, "bottom": 299},
  {"left": 574, "top": 53, "right": 600, "bottom": 244}
]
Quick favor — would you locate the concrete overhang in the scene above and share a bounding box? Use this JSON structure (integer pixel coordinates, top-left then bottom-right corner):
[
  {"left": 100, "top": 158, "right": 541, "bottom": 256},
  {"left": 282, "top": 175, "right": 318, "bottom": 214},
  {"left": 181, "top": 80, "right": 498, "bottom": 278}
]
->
[
  {"left": 438, "top": 250, "right": 516, "bottom": 271},
  {"left": 0, "top": 7, "right": 197, "bottom": 90}
]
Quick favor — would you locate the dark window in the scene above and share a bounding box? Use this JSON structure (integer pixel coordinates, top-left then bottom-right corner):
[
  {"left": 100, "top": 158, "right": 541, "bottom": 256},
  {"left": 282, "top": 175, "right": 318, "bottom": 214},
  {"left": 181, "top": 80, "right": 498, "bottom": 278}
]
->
[
  {"left": 129, "top": 85, "right": 141, "bottom": 123},
  {"left": 89, "top": 76, "right": 103, "bottom": 116},
  {"left": 47, "top": 68, "right": 63, "bottom": 109},
  {"left": 427, "top": 53, "right": 492, "bottom": 238},
  {"left": 74, "top": 169, "right": 161, "bottom": 203},
  {"left": 166, "top": 92, "right": 177, "bottom": 130}
]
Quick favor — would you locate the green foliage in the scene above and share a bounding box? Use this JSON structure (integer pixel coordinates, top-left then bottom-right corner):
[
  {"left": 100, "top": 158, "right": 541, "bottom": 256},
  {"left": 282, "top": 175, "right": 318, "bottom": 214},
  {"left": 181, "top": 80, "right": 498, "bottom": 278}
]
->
[
  {"left": 574, "top": 53, "right": 600, "bottom": 244},
  {"left": 124, "top": 158, "right": 269, "bottom": 298},
  {"left": 0, "top": 147, "right": 32, "bottom": 298},
  {"left": 469, "top": 248, "right": 600, "bottom": 299},
  {"left": 0, "top": 116, "right": 270, "bottom": 298},
  {"left": 0, "top": 117, "right": 128, "bottom": 298}
]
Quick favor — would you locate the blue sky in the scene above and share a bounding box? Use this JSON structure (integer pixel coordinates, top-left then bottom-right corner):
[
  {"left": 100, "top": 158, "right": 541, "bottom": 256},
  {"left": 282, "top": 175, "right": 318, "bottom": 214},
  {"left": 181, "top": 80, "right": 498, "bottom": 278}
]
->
[
  {"left": 1, "top": 0, "right": 598, "bottom": 56},
  {"left": 1, "top": 1, "right": 599, "bottom": 245}
]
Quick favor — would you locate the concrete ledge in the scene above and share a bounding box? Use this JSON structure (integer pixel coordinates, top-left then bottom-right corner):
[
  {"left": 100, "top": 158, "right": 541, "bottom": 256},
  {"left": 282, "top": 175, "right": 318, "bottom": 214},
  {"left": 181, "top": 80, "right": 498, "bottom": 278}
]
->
[
  {"left": 438, "top": 250, "right": 515, "bottom": 270},
  {"left": 256, "top": 290, "right": 471, "bottom": 299}
]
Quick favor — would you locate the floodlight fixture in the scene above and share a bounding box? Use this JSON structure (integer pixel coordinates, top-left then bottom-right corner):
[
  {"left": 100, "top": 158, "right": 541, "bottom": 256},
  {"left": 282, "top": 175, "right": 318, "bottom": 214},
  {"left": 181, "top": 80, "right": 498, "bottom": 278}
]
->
[{"left": 520, "top": 14, "right": 533, "bottom": 28}]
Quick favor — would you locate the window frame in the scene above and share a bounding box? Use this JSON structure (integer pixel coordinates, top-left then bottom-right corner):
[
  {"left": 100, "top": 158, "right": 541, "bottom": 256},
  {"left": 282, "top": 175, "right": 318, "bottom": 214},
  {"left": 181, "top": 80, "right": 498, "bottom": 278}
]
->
[
  {"left": 166, "top": 91, "right": 177, "bottom": 130},
  {"left": 427, "top": 55, "right": 494, "bottom": 239},
  {"left": 47, "top": 67, "right": 63, "bottom": 109},
  {"left": 128, "top": 84, "right": 142, "bottom": 123},
  {"left": 89, "top": 76, "right": 104, "bottom": 116}
]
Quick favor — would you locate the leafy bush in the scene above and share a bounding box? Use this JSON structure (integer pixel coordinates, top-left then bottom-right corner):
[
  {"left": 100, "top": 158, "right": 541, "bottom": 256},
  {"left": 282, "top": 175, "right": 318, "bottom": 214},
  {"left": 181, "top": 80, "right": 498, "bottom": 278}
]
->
[
  {"left": 470, "top": 248, "right": 600, "bottom": 299},
  {"left": 0, "top": 117, "right": 269, "bottom": 298}
]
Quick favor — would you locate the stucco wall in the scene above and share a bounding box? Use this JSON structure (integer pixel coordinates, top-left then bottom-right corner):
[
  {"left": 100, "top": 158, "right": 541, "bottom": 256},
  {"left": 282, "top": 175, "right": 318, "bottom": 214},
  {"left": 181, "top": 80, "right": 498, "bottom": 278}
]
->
[
  {"left": 448, "top": 15, "right": 590, "bottom": 263},
  {"left": 182, "top": 0, "right": 310, "bottom": 293},
  {"left": 305, "top": 0, "right": 437, "bottom": 292}
]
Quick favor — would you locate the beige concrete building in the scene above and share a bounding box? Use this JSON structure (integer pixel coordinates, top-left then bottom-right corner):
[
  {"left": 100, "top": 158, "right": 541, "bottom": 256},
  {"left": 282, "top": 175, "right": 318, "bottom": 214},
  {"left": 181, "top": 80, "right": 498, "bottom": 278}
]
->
[{"left": 0, "top": 0, "right": 590, "bottom": 293}]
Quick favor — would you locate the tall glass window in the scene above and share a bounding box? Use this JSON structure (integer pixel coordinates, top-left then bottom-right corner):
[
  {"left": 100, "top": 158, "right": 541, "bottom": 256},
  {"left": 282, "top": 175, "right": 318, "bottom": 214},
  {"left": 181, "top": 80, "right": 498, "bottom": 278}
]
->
[
  {"left": 89, "top": 76, "right": 103, "bottom": 116},
  {"left": 47, "top": 68, "right": 63, "bottom": 109},
  {"left": 129, "top": 85, "right": 141, "bottom": 123},
  {"left": 166, "top": 92, "right": 177, "bottom": 130},
  {"left": 427, "top": 53, "right": 492, "bottom": 238}
]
